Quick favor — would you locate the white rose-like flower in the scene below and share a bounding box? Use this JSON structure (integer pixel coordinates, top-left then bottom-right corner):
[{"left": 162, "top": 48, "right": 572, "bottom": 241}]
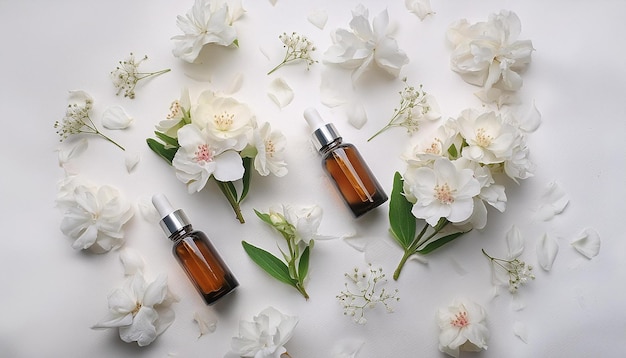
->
[
  {"left": 92, "top": 273, "right": 178, "bottom": 346},
  {"left": 456, "top": 109, "right": 517, "bottom": 164},
  {"left": 172, "top": 124, "right": 245, "bottom": 193},
  {"left": 253, "top": 122, "right": 288, "bottom": 177},
  {"left": 56, "top": 177, "right": 133, "bottom": 253},
  {"left": 193, "top": 91, "right": 254, "bottom": 148},
  {"left": 447, "top": 10, "right": 534, "bottom": 91},
  {"left": 437, "top": 298, "right": 489, "bottom": 357},
  {"left": 324, "top": 5, "right": 409, "bottom": 82},
  {"left": 403, "top": 158, "right": 481, "bottom": 226},
  {"left": 229, "top": 306, "right": 298, "bottom": 358},
  {"left": 171, "top": 0, "right": 239, "bottom": 63}
]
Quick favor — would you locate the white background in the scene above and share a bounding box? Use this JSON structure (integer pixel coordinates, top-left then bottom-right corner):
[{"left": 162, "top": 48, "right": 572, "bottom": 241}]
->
[{"left": 1, "top": 0, "right": 625, "bottom": 357}]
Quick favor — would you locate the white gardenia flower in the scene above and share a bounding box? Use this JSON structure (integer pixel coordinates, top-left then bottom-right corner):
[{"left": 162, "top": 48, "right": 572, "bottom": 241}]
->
[
  {"left": 456, "top": 109, "right": 517, "bottom": 164},
  {"left": 57, "top": 176, "right": 133, "bottom": 253},
  {"left": 172, "top": 0, "right": 239, "bottom": 63},
  {"left": 403, "top": 158, "right": 481, "bottom": 226},
  {"left": 447, "top": 10, "right": 534, "bottom": 91},
  {"left": 437, "top": 298, "right": 489, "bottom": 357},
  {"left": 229, "top": 306, "right": 298, "bottom": 358},
  {"left": 324, "top": 5, "right": 409, "bottom": 82},
  {"left": 172, "top": 124, "right": 245, "bottom": 192},
  {"left": 92, "top": 273, "right": 178, "bottom": 346},
  {"left": 193, "top": 90, "right": 254, "bottom": 148},
  {"left": 284, "top": 204, "right": 323, "bottom": 244},
  {"left": 253, "top": 122, "right": 288, "bottom": 177}
]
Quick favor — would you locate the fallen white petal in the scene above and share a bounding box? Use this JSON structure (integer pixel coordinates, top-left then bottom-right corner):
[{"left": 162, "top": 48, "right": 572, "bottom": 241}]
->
[
  {"left": 513, "top": 321, "right": 529, "bottom": 343},
  {"left": 535, "top": 181, "right": 569, "bottom": 221},
  {"left": 571, "top": 228, "right": 601, "bottom": 259},
  {"left": 331, "top": 338, "right": 364, "bottom": 358},
  {"left": 102, "top": 105, "right": 133, "bottom": 130},
  {"left": 267, "top": 78, "right": 294, "bottom": 109},
  {"left": 345, "top": 101, "right": 368, "bottom": 129},
  {"left": 138, "top": 196, "right": 161, "bottom": 223},
  {"left": 536, "top": 233, "right": 559, "bottom": 271},
  {"left": 308, "top": 9, "right": 328, "bottom": 30},
  {"left": 405, "top": 0, "right": 434, "bottom": 21},
  {"left": 506, "top": 225, "right": 524, "bottom": 259},
  {"left": 519, "top": 100, "right": 542, "bottom": 133},
  {"left": 510, "top": 294, "right": 526, "bottom": 311},
  {"left": 120, "top": 248, "right": 145, "bottom": 276},
  {"left": 193, "top": 310, "right": 218, "bottom": 337},
  {"left": 225, "top": 72, "right": 244, "bottom": 94},
  {"left": 320, "top": 69, "right": 350, "bottom": 107},
  {"left": 125, "top": 152, "right": 141, "bottom": 173},
  {"left": 58, "top": 138, "right": 88, "bottom": 166},
  {"left": 259, "top": 46, "right": 271, "bottom": 61}
]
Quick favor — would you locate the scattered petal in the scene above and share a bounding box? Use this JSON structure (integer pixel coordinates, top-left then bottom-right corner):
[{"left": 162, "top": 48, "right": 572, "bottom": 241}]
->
[
  {"left": 138, "top": 196, "right": 160, "bottom": 223},
  {"left": 194, "top": 309, "right": 218, "bottom": 337},
  {"left": 224, "top": 72, "right": 244, "bottom": 94},
  {"left": 536, "top": 233, "right": 558, "bottom": 271},
  {"left": 345, "top": 101, "right": 367, "bottom": 129},
  {"left": 125, "top": 152, "right": 141, "bottom": 173},
  {"left": 534, "top": 181, "right": 569, "bottom": 221},
  {"left": 120, "top": 248, "right": 145, "bottom": 276},
  {"left": 320, "top": 69, "right": 351, "bottom": 107},
  {"left": 102, "top": 105, "right": 133, "bottom": 130},
  {"left": 510, "top": 294, "right": 526, "bottom": 311},
  {"left": 513, "top": 321, "right": 528, "bottom": 343},
  {"left": 308, "top": 9, "right": 328, "bottom": 30},
  {"left": 331, "top": 338, "right": 364, "bottom": 358},
  {"left": 267, "top": 78, "right": 294, "bottom": 108},
  {"left": 405, "top": 0, "right": 434, "bottom": 21},
  {"left": 518, "top": 100, "right": 542, "bottom": 133},
  {"left": 571, "top": 228, "right": 601, "bottom": 259},
  {"left": 259, "top": 46, "right": 271, "bottom": 61},
  {"left": 58, "top": 138, "right": 88, "bottom": 166},
  {"left": 506, "top": 225, "right": 524, "bottom": 259}
]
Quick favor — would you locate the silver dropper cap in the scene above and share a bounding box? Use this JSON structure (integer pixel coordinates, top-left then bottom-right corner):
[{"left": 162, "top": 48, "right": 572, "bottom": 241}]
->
[
  {"left": 304, "top": 108, "right": 341, "bottom": 151},
  {"left": 152, "top": 193, "right": 191, "bottom": 238}
]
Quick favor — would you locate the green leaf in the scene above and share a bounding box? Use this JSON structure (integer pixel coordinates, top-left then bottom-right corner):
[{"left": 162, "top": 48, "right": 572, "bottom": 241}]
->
[
  {"left": 154, "top": 131, "right": 179, "bottom": 147},
  {"left": 447, "top": 143, "right": 458, "bottom": 159},
  {"left": 416, "top": 231, "right": 469, "bottom": 255},
  {"left": 239, "top": 157, "right": 253, "bottom": 203},
  {"left": 389, "top": 172, "right": 416, "bottom": 249},
  {"left": 146, "top": 138, "right": 177, "bottom": 164},
  {"left": 298, "top": 244, "right": 311, "bottom": 281},
  {"left": 242, "top": 241, "right": 295, "bottom": 286},
  {"left": 254, "top": 209, "right": 273, "bottom": 226}
]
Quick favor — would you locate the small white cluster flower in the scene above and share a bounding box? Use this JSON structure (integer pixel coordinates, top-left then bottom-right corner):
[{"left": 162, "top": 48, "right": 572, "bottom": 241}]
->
[
  {"left": 268, "top": 32, "right": 317, "bottom": 75},
  {"left": 482, "top": 249, "right": 535, "bottom": 293},
  {"left": 110, "top": 52, "right": 170, "bottom": 99},
  {"left": 337, "top": 265, "right": 399, "bottom": 324}
]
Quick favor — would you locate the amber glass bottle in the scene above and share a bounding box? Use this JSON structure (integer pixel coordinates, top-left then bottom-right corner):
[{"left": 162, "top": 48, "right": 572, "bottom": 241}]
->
[
  {"left": 304, "top": 108, "right": 388, "bottom": 217},
  {"left": 153, "top": 194, "right": 238, "bottom": 305}
]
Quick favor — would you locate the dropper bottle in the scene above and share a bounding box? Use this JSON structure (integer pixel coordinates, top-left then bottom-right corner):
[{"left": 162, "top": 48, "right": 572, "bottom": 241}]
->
[
  {"left": 303, "top": 108, "right": 388, "bottom": 217},
  {"left": 152, "top": 194, "right": 238, "bottom": 305}
]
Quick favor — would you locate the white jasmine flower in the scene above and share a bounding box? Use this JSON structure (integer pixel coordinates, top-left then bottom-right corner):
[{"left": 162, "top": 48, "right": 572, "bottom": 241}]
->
[
  {"left": 402, "top": 123, "right": 460, "bottom": 167},
  {"left": 102, "top": 105, "right": 133, "bottom": 130},
  {"left": 324, "top": 5, "right": 409, "bottom": 82},
  {"left": 437, "top": 299, "right": 489, "bottom": 357},
  {"left": 229, "top": 306, "right": 298, "bottom": 358},
  {"left": 253, "top": 122, "right": 288, "bottom": 177},
  {"left": 456, "top": 109, "right": 517, "bottom": 164},
  {"left": 405, "top": 0, "right": 434, "bottom": 21},
  {"left": 193, "top": 90, "right": 254, "bottom": 147},
  {"left": 56, "top": 177, "right": 133, "bottom": 253},
  {"left": 172, "top": 124, "right": 245, "bottom": 192},
  {"left": 172, "top": 0, "right": 239, "bottom": 63},
  {"left": 447, "top": 10, "right": 534, "bottom": 91},
  {"left": 92, "top": 273, "right": 178, "bottom": 346},
  {"left": 270, "top": 204, "right": 325, "bottom": 245},
  {"left": 156, "top": 89, "right": 192, "bottom": 139},
  {"left": 403, "top": 158, "right": 481, "bottom": 226}
]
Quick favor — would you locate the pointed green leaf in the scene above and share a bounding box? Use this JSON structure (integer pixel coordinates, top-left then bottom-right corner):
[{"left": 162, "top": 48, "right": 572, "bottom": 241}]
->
[
  {"left": 416, "top": 231, "right": 469, "bottom": 255},
  {"left": 146, "top": 138, "right": 177, "bottom": 164},
  {"left": 389, "top": 172, "right": 416, "bottom": 249},
  {"left": 254, "top": 209, "right": 273, "bottom": 226},
  {"left": 239, "top": 157, "right": 253, "bottom": 203},
  {"left": 298, "top": 244, "right": 311, "bottom": 281},
  {"left": 242, "top": 241, "right": 295, "bottom": 286},
  {"left": 154, "top": 131, "right": 179, "bottom": 147}
]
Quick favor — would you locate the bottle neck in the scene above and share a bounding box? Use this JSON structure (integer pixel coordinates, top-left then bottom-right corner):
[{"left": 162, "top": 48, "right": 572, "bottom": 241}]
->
[
  {"left": 168, "top": 224, "right": 193, "bottom": 242},
  {"left": 319, "top": 138, "right": 343, "bottom": 155}
]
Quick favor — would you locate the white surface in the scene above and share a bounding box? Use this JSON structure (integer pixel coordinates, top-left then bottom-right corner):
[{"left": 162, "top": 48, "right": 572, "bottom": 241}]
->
[{"left": 1, "top": 1, "right": 626, "bottom": 357}]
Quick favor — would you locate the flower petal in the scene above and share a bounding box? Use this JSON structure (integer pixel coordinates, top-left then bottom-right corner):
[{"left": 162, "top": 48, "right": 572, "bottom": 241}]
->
[
  {"left": 345, "top": 101, "right": 368, "bottom": 129},
  {"left": 119, "top": 248, "right": 145, "bottom": 276},
  {"left": 570, "top": 228, "right": 601, "bottom": 259},
  {"left": 308, "top": 9, "right": 328, "bottom": 30},
  {"left": 57, "top": 139, "right": 88, "bottom": 166},
  {"left": 118, "top": 306, "right": 158, "bottom": 346},
  {"left": 125, "top": 151, "right": 141, "bottom": 173},
  {"left": 194, "top": 309, "right": 218, "bottom": 337},
  {"left": 506, "top": 225, "right": 524, "bottom": 259},
  {"left": 513, "top": 321, "right": 529, "bottom": 343},
  {"left": 102, "top": 105, "right": 133, "bottom": 130},
  {"left": 267, "top": 78, "right": 294, "bottom": 109},
  {"left": 536, "top": 233, "right": 559, "bottom": 271}
]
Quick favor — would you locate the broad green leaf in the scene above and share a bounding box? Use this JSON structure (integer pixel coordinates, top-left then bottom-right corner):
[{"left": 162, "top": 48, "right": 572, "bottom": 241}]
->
[
  {"left": 389, "top": 172, "right": 416, "bottom": 249},
  {"left": 146, "top": 138, "right": 177, "bottom": 164},
  {"left": 298, "top": 244, "right": 311, "bottom": 281},
  {"left": 154, "top": 131, "right": 179, "bottom": 148},
  {"left": 242, "top": 241, "right": 295, "bottom": 286},
  {"left": 416, "top": 231, "right": 469, "bottom": 255},
  {"left": 239, "top": 157, "right": 253, "bottom": 203}
]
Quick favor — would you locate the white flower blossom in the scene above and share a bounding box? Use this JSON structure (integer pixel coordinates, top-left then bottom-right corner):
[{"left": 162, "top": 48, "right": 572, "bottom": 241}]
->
[
  {"left": 437, "top": 299, "right": 489, "bottom": 357},
  {"left": 56, "top": 176, "right": 133, "bottom": 253},
  {"left": 172, "top": 124, "right": 245, "bottom": 193},
  {"left": 324, "top": 5, "right": 409, "bottom": 82},
  {"left": 405, "top": 0, "right": 434, "bottom": 21},
  {"left": 253, "top": 122, "right": 288, "bottom": 177},
  {"left": 172, "top": 0, "right": 240, "bottom": 63},
  {"left": 268, "top": 204, "right": 325, "bottom": 245},
  {"left": 447, "top": 10, "right": 534, "bottom": 91},
  {"left": 229, "top": 307, "right": 298, "bottom": 358},
  {"left": 403, "top": 158, "right": 481, "bottom": 226},
  {"left": 92, "top": 273, "right": 178, "bottom": 346},
  {"left": 193, "top": 90, "right": 255, "bottom": 148},
  {"left": 456, "top": 109, "right": 517, "bottom": 164},
  {"left": 156, "top": 88, "right": 192, "bottom": 138}
]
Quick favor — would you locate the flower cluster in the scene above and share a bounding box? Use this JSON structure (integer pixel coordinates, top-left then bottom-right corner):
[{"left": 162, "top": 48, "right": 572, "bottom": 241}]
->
[
  {"left": 337, "top": 265, "right": 399, "bottom": 325},
  {"left": 324, "top": 5, "right": 409, "bottom": 82},
  {"left": 92, "top": 249, "right": 178, "bottom": 346},
  {"left": 147, "top": 89, "right": 287, "bottom": 223},
  {"left": 267, "top": 32, "right": 317, "bottom": 75},
  {"left": 368, "top": 78, "right": 441, "bottom": 141},
  {"left": 482, "top": 249, "right": 535, "bottom": 293},
  {"left": 56, "top": 175, "right": 134, "bottom": 253},
  {"left": 172, "top": 0, "right": 244, "bottom": 63},
  {"left": 54, "top": 90, "right": 125, "bottom": 151},
  {"left": 110, "top": 53, "right": 170, "bottom": 99},
  {"left": 243, "top": 205, "right": 326, "bottom": 299},
  {"left": 447, "top": 10, "right": 534, "bottom": 103},
  {"left": 228, "top": 307, "right": 298, "bottom": 358},
  {"left": 437, "top": 299, "right": 489, "bottom": 357}
]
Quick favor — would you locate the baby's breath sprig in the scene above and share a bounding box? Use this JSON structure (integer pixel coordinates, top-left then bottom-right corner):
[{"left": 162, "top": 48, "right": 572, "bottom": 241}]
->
[
  {"left": 267, "top": 32, "right": 317, "bottom": 75},
  {"left": 54, "top": 95, "right": 124, "bottom": 151},
  {"left": 111, "top": 53, "right": 171, "bottom": 99},
  {"left": 482, "top": 249, "right": 535, "bottom": 293},
  {"left": 337, "top": 264, "right": 399, "bottom": 324},
  {"left": 368, "top": 78, "right": 431, "bottom": 141}
]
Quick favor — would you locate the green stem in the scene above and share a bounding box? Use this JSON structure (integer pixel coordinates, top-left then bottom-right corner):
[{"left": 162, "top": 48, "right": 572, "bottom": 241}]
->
[
  {"left": 267, "top": 61, "right": 286, "bottom": 75},
  {"left": 215, "top": 181, "right": 245, "bottom": 224},
  {"left": 392, "top": 220, "right": 450, "bottom": 280},
  {"left": 97, "top": 131, "right": 125, "bottom": 151},
  {"left": 137, "top": 68, "right": 171, "bottom": 80},
  {"left": 296, "top": 282, "right": 309, "bottom": 300}
]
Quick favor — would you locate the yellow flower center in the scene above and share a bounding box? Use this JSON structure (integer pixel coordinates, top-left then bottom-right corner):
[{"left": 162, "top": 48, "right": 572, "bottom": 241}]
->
[
  {"left": 475, "top": 128, "right": 493, "bottom": 147},
  {"left": 265, "top": 139, "right": 276, "bottom": 158},
  {"left": 434, "top": 183, "right": 455, "bottom": 204},
  {"left": 214, "top": 111, "right": 234, "bottom": 131},
  {"left": 167, "top": 100, "right": 181, "bottom": 119}
]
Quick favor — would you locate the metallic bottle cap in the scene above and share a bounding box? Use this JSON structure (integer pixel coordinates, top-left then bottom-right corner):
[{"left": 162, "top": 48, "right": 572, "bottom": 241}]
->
[
  {"left": 152, "top": 193, "right": 191, "bottom": 237},
  {"left": 304, "top": 108, "right": 341, "bottom": 151}
]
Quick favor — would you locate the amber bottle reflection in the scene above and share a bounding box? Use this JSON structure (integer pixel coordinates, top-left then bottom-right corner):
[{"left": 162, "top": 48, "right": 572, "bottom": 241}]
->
[
  {"left": 153, "top": 194, "right": 238, "bottom": 305},
  {"left": 304, "top": 108, "right": 388, "bottom": 217}
]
